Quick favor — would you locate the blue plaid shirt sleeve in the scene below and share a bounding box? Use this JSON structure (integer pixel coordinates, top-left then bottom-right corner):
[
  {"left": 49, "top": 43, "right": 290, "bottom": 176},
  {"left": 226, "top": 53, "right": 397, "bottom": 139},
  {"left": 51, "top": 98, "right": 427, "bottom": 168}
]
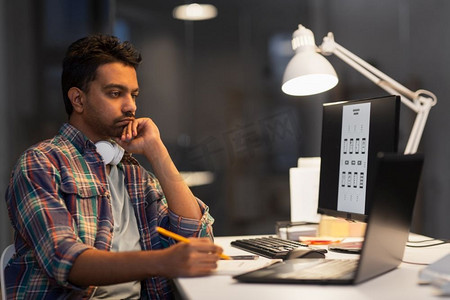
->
[{"left": 7, "top": 147, "right": 93, "bottom": 292}]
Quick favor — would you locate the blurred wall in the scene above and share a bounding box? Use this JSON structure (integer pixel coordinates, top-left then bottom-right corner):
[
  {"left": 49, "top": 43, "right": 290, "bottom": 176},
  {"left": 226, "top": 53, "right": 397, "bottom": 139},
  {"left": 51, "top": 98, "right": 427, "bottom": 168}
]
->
[
  {"left": 1, "top": 0, "right": 450, "bottom": 253},
  {"left": 0, "top": 0, "right": 11, "bottom": 251},
  {"left": 0, "top": 0, "right": 115, "bottom": 252},
  {"left": 113, "top": 0, "right": 450, "bottom": 238}
]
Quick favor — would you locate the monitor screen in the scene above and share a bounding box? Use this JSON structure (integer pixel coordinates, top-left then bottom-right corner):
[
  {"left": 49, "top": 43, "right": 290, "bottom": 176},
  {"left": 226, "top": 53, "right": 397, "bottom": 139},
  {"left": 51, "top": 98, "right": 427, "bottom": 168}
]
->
[{"left": 317, "top": 95, "right": 400, "bottom": 222}]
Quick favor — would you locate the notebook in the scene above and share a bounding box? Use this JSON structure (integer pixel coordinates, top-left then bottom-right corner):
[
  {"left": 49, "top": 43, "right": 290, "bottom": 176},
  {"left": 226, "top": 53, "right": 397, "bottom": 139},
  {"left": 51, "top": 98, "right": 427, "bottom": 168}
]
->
[{"left": 234, "top": 153, "right": 424, "bottom": 285}]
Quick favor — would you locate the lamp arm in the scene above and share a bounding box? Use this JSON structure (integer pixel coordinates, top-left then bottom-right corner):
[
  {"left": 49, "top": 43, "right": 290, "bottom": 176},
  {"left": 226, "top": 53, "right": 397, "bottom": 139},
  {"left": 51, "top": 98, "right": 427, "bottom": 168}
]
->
[{"left": 319, "top": 32, "right": 437, "bottom": 154}]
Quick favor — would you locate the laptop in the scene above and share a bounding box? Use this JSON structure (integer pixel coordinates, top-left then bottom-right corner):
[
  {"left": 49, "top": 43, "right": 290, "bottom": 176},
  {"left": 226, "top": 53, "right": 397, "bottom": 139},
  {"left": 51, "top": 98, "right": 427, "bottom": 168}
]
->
[{"left": 233, "top": 153, "right": 424, "bottom": 285}]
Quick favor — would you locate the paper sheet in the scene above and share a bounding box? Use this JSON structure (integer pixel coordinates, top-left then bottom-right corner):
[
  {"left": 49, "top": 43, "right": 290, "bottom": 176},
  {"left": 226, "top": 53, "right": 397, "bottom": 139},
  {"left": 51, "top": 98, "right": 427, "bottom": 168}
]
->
[
  {"left": 289, "top": 167, "right": 321, "bottom": 223},
  {"left": 212, "top": 258, "right": 280, "bottom": 276}
]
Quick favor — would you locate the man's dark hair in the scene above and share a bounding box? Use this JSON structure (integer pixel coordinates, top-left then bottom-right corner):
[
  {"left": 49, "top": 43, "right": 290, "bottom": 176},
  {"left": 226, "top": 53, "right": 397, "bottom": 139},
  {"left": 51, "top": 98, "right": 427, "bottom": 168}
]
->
[{"left": 61, "top": 34, "right": 142, "bottom": 116}]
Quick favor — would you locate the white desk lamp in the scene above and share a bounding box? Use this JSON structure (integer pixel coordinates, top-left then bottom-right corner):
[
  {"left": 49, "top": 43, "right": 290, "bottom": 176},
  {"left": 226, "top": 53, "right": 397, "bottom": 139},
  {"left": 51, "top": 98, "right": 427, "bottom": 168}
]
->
[{"left": 282, "top": 25, "right": 437, "bottom": 154}]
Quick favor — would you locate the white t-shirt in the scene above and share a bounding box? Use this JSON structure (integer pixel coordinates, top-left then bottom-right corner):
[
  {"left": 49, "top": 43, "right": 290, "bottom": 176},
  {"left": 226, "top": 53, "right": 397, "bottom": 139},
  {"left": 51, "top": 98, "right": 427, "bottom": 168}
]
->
[{"left": 92, "top": 165, "right": 142, "bottom": 299}]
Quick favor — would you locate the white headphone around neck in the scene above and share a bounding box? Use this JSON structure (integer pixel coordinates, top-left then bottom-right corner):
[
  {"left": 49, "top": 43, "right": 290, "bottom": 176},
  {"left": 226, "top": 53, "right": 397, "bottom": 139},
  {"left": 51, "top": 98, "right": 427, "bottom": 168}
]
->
[{"left": 95, "top": 141, "right": 124, "bottom": 165}]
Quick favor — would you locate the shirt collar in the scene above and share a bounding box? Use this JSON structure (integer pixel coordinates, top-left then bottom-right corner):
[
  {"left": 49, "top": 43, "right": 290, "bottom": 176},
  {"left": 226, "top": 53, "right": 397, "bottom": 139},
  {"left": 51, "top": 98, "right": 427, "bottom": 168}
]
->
[
  {"left": 58, "top": 123, "right": 95, "bottom": 154},
  {"left": 58, "top": 123, "right": 140, "bottom": 166}
]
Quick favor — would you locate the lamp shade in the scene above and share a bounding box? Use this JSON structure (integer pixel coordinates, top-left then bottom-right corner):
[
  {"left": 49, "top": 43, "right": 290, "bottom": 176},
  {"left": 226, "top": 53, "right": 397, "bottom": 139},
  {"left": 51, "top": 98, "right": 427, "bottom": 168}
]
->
[{"left": 282, "top": 25, "right": 338, "bottom": 96}]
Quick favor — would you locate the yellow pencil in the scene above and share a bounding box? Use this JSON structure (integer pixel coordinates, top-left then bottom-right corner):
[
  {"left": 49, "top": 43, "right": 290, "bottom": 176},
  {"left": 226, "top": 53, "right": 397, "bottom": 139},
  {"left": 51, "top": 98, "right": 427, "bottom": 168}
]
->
[{"left": 156, "top": 226, "right": 231, "bottom": 260}]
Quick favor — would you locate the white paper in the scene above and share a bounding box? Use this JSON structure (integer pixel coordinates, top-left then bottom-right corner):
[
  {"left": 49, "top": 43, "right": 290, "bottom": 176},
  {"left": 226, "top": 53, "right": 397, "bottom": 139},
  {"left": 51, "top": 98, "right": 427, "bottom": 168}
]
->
[
  {"left": 289, "top": 163, "right": 321, "bottom": 223},
  {"left": 212, "top": 258, "right": 280, "bottom": 276}
]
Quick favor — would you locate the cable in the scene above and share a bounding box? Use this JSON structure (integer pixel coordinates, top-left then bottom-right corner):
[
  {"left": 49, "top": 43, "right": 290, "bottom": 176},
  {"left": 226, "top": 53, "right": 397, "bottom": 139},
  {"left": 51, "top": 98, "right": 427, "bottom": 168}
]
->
[
  {"left": 402, "top": 238, "right": 450, "bottom": 266},
  {"left": 406, "top": 239, "right": 450, "bottom": 248},
  {"left": 401, "top": 260, "right": 430, "bottom": 266},
  {"left": 407, "top": 238, "right": 437, "bottom": 243}
]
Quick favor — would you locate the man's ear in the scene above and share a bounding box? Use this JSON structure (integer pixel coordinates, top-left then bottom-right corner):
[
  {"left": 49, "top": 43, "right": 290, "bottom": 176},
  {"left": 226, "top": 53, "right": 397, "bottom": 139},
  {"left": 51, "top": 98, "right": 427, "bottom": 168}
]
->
[{"left": 68, "top": 87, "right": 85, "bottom": 113}]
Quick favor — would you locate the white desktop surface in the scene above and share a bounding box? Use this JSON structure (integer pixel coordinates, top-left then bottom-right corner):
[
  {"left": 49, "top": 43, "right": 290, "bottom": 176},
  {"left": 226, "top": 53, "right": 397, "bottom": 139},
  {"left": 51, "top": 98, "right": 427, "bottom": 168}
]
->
[{"left": 174, "top": 234, "right": 450, "bottom": 300}]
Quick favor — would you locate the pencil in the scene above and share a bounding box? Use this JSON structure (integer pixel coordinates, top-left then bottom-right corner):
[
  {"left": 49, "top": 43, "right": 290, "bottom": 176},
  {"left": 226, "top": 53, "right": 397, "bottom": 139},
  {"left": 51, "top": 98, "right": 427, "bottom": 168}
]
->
[{"left": 156, "top": 226, "right": 231, "bottom": 260}]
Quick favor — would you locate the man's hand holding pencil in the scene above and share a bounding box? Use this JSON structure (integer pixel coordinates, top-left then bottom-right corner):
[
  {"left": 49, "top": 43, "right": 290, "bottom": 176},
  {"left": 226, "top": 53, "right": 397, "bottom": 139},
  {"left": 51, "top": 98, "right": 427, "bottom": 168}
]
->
[{"left": 155, "top": 226, "right": 228, "bottom": 277}]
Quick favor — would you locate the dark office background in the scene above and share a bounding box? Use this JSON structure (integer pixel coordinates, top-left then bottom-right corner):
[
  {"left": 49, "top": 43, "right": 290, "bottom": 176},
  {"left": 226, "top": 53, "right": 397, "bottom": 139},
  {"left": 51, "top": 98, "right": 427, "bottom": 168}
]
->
[{"left": 1, "top": 0, "right": 449, "bottom": 252}]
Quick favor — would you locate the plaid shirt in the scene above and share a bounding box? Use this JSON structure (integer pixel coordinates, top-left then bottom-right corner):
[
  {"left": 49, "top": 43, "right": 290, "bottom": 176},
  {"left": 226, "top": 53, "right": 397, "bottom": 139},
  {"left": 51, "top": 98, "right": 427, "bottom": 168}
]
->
[{"left": 4, "top": 123, "right": 215, "bottom": 299}]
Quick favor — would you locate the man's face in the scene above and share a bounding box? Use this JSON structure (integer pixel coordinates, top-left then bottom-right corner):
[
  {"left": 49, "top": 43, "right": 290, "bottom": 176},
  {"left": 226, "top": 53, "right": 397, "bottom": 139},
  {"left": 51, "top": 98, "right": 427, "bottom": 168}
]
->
[{"left": 82, "top": 62, "right": 139, "bottom": 140}]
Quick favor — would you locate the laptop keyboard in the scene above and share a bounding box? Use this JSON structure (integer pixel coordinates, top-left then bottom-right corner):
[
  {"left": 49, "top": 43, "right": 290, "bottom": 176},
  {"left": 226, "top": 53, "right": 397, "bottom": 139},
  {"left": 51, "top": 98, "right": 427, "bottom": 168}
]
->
[
  {"left": 230, "top": 236, "right": 313, "bottom": 259},
  {"left": 283, "top": 259, "right": 358, "bottom": 280}
]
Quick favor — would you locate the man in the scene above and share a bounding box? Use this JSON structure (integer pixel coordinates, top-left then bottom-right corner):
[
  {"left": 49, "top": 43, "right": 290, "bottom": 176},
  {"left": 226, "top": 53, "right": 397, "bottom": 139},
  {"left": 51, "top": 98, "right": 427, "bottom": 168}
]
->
[{"left": 4, "top": 34, "right": 222, "bottom": 299}]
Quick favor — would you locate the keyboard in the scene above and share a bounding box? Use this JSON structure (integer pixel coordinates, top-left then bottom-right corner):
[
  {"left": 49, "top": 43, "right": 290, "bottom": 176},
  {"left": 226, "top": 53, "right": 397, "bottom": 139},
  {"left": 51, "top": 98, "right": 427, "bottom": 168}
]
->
[
  {"left": 286, "top": 259, "right": 358, "bottom": 279},
  {"left": 230, "top": 236, "right": 325, "bottom": 259}
]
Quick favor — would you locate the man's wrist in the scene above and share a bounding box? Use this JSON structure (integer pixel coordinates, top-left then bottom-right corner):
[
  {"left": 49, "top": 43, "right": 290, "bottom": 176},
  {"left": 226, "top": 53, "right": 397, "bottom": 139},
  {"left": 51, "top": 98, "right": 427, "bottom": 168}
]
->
[
  {"left": 145, "top": 248, "right": 170, "bottom": 278},
  {"left": 143, "top": 138, "right": 168, "bottom": 164}
]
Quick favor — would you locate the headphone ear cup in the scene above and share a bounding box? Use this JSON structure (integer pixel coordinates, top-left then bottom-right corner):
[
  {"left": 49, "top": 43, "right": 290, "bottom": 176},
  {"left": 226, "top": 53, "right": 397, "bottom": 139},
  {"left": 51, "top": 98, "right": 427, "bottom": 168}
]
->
[
  {"left": 110, "top": 143, "right": 125, "bottom": 165},
  {"left": 95, "top": 141, "right": 124, "bottom": 165}
]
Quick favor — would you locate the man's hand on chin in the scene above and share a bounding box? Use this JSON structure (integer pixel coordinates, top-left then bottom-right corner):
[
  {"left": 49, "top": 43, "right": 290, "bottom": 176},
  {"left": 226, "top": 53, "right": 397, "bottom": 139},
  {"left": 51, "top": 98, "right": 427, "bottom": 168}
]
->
[{"left": 114, "top": 118, "right": 162, "bottom": 155}]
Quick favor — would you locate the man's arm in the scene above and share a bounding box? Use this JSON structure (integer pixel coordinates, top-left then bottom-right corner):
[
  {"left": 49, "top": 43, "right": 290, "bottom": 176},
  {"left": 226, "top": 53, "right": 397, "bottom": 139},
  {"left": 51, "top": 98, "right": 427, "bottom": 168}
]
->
[
  {"left": 68, "top": 237, "right": 222, "bottom": 286},
  {"left": 116, "top": 118, "right": 202, "bottom": 219},
  {"left": 143, "top": 137, "right": 202, "bottom": 219}
]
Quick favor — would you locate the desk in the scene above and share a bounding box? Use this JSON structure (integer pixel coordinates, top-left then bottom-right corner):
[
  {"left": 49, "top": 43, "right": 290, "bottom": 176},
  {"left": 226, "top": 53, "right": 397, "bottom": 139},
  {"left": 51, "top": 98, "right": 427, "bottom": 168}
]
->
[{"left": 175, "top": 234, "right": 450, "bottom": 300}]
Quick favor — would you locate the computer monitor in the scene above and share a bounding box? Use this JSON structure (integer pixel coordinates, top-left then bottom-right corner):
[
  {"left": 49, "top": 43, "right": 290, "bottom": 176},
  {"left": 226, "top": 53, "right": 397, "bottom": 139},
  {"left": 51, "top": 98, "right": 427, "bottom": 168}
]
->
[{"left": 317, "top": 95, "right": 400, "bottom": 222}]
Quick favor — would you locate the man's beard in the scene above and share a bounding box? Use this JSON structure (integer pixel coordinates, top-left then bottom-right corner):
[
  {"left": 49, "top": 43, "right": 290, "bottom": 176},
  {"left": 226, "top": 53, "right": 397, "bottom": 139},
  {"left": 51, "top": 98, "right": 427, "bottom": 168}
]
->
[
  {"left": 83, "top": 96, "right": 135, "bottom": 139},
  {"left": 110, "top": 126, "right": 125, "bottom": 138},
  {"left": 110, "top": 113, "right": 135, "bottom": 138},
  {"left": 86, "top": 117, "right": 128, "bottom": 140}
]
